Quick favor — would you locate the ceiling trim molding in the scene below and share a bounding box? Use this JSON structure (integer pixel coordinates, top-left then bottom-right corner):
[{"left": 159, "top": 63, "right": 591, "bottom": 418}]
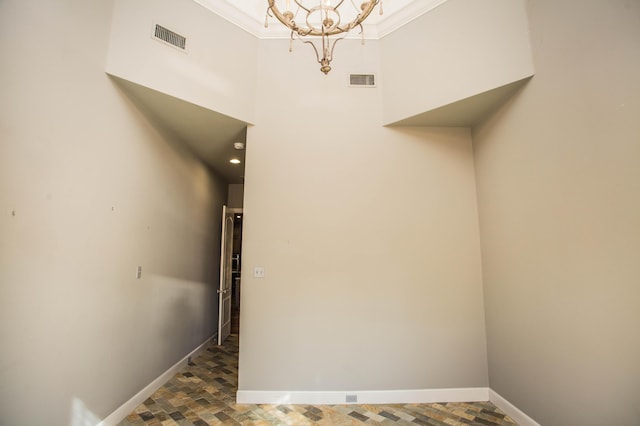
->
[
  {"left": 192, "top": 0, "right": 263, "bottom": 37},
  {"left": 376, "top": 0, "right": 448, "bottom": 38},
  {"left": 192, "top": 0, "right": 448, "bottom": 40}
]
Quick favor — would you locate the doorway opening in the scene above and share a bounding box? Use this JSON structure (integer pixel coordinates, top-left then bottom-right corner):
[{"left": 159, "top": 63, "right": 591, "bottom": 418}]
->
[
  {"left": 230, "top": 212, "right": 242, "bottom": 335},
  {"left": 218, "top": 180, "right": 244, "bottom": 345},
  {"left": 218, "top": 205, "right": 243, "bottom": 345}
]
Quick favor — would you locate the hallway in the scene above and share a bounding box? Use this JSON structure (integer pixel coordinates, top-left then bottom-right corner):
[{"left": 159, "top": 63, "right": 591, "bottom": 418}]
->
[{"left": 118, "top": 335, "right": 516, "bottom": 425}]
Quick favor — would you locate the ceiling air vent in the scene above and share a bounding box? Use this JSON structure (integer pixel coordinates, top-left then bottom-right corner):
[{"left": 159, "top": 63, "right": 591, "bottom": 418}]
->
[
  {"left": 349, "top": 74, "right": 376, "bottom": 88},
  {"left": 153, "top": 24, "right": 187, "bottom": 51}
]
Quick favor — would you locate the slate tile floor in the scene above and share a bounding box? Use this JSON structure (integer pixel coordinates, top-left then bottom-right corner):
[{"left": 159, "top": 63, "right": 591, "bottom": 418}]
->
[{"left": 119, "top": 335, "right": 517, "bottom": 425}]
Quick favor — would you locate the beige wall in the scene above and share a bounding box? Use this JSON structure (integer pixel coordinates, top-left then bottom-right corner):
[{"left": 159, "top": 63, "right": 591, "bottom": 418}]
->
[
  {"left": 228, "top": 184, "right": 244, "bottom": 208},
  {"left": 6, "top": 0, "right": 637, "bottom": 423},
  {"left": 106, "top": 0, "right": 257, "bottom": 124},
  {"left": 381, "top": 0, "right": 534, "bottom": 125},
  {"left": 238, "top": 38, "right": 488, "bottom": 392},
  {"left": 472, "top": 0, "right": 640, "bottom": 424},
  {"left": 0, "top": 1, "right": 226, "bottom": 424}
]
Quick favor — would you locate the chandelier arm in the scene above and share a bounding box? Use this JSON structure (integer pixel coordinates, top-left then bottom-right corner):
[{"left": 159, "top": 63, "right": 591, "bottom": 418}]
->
[
  {"left": 353, "top": 0, "right": 380, "bottom": 24},
  {"left": 307, "top": 4, "right": 340, "bottom": 33},
  {"left": 301, "top": 40, "right": 322, "bottom": 64},
  {"left": 333, "top": 0, "right": 346, "bottom": 8},
  {"left": 328, "top": 33, "right": 347, "bottom": 61},
  {"left": 289, "top": 30, "right": 323, "bottom": 64},
  {"left": 267, "top": 0, "right": 381, "bottom": 73},
  {"left": 338, "top": 0, "right": 377, "bottom": 32},
  {"left": 267, "top": 0, "right": 378, "bottom": 36},
  {"left": 337, "top": 20, "right": 358, "bottom": 32},
  {"left": 294, "top": 0, "right": 310, "bottom": 13}
]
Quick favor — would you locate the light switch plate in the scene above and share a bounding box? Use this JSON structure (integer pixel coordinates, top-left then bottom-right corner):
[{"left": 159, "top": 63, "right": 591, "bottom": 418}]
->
[{"left": 253, "top": 267, "right": 265, "bottom": 278}]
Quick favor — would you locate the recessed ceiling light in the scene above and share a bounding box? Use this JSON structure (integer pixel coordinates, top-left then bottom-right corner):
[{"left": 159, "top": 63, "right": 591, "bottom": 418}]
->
[
  {"left": 230, "top": 158, "right": 241, "bottom": 164},
  {"left": 233, "top": 142, "right": 245, "bottom": 150}
]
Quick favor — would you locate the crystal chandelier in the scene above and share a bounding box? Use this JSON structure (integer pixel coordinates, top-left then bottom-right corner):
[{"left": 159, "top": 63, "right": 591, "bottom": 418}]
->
[{"left": 266, "top": 0, "right": 382, "bottom": 74}]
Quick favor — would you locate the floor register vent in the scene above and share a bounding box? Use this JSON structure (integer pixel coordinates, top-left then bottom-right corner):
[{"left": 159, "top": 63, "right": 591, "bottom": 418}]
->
[
  {"left": 349, "top": 74, "right": 376, "bottom": 87},
  {"left": 153, "top": 24, "right": 187, "bottom": 51}
]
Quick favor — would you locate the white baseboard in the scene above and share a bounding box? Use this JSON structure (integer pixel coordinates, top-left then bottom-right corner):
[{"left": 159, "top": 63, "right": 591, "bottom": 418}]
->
[
  {"left": 238, "top": 387, "right": 539, "bottom": 424},
  {"left": 99, "top": 333, "right": 217, "bottom": 426},
  {"left": 489, "top": 389, "right": 540, "bottom": 426},
  {"left": 100, "top": 349, "right": 538, "bottom": 426},
  {"left": 236, "top": 387, "right": 490, "bottom": 405}
]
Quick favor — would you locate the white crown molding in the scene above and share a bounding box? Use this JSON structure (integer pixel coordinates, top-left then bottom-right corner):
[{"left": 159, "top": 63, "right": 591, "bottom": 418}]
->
[
  {"left": 192, "top": 0, "right": 448, "bottom": 40},
  {"left": 376, "top": 0, "right": 448, "bottom": 38},
  {"left": 192, "top": 0, "right": 265, "bottom": 37}
]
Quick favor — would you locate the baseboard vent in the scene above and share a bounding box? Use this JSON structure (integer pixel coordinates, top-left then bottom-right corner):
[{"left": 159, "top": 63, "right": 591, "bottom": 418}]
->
[
  {"left": 153, "top": 24, "right": 187, "bottom": 51},
  {"left": 345, "top": 394, "right": 358, "bottom": 403},
  {"left": 349, "top": 74, "right": 376, "bottom": 87}
]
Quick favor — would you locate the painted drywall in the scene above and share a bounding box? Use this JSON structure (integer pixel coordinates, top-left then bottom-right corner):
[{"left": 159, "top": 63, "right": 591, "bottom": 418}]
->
[
  {"left": 472, "top": 0, "right": 640, "bottom": 424},
  {"left": 228, "top": 184, "right": 244, "bottom": 208},
  {"left": 106, "top": 0, "right": 257, "bottom": 124},
  {"left": 238, "top": 38, "right": 488, "bottom": 394},
  {"left": 380, "top": 0, "right": 534, "bottom": 125},
  {"left": 0, "top": 1, "right": 226, "bottom": 425}
]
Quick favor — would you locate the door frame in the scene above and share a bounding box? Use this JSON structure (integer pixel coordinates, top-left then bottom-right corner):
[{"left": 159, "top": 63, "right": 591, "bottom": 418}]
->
[{"left": 218, "top": 206, "right": 242, "bottom": 345}]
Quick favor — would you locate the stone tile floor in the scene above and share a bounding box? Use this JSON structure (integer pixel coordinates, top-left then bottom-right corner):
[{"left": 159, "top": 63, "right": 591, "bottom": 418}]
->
[{"left": 119, "top": 335, "right": 517, "bottom": 425}]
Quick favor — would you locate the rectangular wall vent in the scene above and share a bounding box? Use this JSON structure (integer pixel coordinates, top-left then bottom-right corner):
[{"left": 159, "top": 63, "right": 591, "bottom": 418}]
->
[
  {"left": 153, "top": 24, "right": 187, "bottom": 50},
  {"left": 349, "top": 74, "right": 376, "bottom": 87},
  {"left": 345, "top": 394, "right": 358, "bottom": 403}
]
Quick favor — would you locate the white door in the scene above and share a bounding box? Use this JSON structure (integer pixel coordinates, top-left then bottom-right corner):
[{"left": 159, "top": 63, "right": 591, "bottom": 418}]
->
[{"left": 217, "top": 205, "right": 234, "bottom": 345}]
